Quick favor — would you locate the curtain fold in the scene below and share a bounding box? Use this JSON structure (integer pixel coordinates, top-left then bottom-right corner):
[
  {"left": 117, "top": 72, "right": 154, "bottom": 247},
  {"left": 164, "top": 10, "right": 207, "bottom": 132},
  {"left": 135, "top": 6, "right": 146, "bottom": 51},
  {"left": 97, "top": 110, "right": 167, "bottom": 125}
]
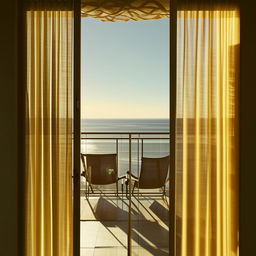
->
[
  {"left": 176, "top": 8, "right": 239, "bottom": 256},
  {"left": 25, "top": 10, "right": 73, "bottom": 256}
]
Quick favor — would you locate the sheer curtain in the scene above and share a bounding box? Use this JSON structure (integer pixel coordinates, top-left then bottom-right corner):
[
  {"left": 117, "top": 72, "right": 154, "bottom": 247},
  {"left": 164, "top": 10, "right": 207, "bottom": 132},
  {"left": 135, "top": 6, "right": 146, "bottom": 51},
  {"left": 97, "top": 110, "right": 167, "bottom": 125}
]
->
[
  {"left": 25, "top": 10, "right": 73, "bottom": 256},
  {"left": 176, "top": 7, "right": 239, "bottom": 256}
]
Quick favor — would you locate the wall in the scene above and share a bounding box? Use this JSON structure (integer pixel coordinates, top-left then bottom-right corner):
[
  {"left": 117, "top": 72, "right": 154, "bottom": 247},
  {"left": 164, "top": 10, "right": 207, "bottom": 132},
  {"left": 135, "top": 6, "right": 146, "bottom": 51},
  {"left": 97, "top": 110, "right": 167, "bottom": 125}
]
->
[
  {"left": 240, "top": 0, "right": 256, "bottom": 254},
  {"left": 0, "top": 1, "right": 18, "bottom": 255}
]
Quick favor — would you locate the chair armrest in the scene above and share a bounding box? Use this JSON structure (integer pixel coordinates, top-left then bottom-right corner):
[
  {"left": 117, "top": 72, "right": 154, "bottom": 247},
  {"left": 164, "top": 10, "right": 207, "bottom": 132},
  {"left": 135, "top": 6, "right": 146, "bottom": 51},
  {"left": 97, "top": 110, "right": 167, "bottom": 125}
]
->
[
  {"left": 126, "top": 171, "right": 139, "bottom": 181},
  {"left": 117, "top": 175, "right": 126, "bottom": 181}
]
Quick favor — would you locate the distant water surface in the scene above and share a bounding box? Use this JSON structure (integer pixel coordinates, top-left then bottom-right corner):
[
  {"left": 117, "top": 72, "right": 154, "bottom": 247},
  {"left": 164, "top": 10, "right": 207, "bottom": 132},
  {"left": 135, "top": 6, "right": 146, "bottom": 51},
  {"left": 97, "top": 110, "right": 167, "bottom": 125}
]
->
[{"left": 81, "top": 118, "right": 169, "bottom": 132}]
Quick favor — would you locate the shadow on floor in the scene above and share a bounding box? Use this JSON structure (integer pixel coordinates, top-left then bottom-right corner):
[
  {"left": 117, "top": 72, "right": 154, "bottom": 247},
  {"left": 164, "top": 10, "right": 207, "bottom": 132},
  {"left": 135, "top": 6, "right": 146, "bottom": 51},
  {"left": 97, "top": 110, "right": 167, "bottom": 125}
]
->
[{"left": 83, "top": 196, "right": 169, "bottom": 255}]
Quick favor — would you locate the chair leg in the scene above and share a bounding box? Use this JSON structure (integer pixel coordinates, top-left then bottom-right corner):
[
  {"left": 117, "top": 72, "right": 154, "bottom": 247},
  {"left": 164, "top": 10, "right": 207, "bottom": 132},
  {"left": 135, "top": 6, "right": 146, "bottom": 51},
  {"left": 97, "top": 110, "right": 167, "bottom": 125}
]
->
[
  {"left": 163, "top": 185, "right": 168, "bottom": 203},
  {"left": 132, "top": 182, "right": 136, "bottom": 195},
  {"left": 125, "top": 180, "right": 128, "bottom": 198},
  {"left": 89, "top": 184, "right": 94, "bottom": 193},
  {"left": 85, "top": 180, "right": 87, "bottom": 199},
  {"left": 116, "top": 181, "right": 119, "bottom": 197}
]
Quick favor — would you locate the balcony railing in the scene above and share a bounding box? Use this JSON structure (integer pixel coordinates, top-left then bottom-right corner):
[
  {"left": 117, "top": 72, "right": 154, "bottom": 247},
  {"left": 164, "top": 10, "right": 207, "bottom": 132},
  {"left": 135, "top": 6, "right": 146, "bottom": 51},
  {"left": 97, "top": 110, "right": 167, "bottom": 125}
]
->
[{"left": 80, "top": 132, "right": 170, "bottom": 196}]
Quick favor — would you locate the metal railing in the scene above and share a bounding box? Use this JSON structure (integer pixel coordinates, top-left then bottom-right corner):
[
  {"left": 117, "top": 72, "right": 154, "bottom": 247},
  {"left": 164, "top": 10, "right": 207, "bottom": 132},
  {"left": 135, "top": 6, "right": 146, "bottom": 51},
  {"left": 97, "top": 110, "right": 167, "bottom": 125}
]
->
[
  {"left": 80, "top": 132, "right": 170, "bottom": 193},
  {"left": 81, "top": 131, "right": 169, "bottom": 166}
]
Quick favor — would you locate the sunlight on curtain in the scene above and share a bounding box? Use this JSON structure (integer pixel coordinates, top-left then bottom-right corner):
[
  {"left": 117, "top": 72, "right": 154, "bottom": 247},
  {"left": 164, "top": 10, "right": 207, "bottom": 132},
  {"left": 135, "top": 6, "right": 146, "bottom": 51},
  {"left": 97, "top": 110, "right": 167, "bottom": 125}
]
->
[
  {"left": 25, "top": 11, "right": 73, "bottom": 256},
  {"left": 176, "top": 9, "right": 239, "bottom": 256}
]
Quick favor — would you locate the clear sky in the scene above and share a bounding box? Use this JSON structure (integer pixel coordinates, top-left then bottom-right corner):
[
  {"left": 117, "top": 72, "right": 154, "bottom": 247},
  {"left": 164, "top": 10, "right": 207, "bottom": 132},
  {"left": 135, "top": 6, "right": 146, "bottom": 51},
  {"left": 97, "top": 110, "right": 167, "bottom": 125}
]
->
[{"left": 81, "top": 18, "right": 169, "bottom": 119}]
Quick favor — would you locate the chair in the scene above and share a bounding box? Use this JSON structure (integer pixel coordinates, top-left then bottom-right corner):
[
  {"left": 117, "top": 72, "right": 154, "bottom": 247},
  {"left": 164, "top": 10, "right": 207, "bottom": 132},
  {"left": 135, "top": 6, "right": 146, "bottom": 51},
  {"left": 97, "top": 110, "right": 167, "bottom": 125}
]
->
[
  {"left": 126, "top": 156, "right": 170, "bottom": 197},
  {"left": 81, "top": 153, "right": 126, "bottom": 197}
]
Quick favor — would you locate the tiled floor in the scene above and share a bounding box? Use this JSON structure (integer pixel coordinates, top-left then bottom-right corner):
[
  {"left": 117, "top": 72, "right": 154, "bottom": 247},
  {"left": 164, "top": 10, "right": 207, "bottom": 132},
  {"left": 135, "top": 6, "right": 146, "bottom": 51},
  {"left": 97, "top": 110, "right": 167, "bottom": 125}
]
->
[{"left": 80, "top": 194, "right": 169, "bottom": 255}]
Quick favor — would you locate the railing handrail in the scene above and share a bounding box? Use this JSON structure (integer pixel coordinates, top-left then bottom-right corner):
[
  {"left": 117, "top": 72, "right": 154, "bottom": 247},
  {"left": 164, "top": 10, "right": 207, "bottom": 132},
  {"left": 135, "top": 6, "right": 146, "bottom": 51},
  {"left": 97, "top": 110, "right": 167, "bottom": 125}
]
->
[
  {"left": 81, "top": 138, "right": 169, "bottom": 140},
  {"left": 81, "top": 131, "right": 169, "bottom": 135},
  {"left": 80, "top": 131, "right": 170, "bottom": 140}
]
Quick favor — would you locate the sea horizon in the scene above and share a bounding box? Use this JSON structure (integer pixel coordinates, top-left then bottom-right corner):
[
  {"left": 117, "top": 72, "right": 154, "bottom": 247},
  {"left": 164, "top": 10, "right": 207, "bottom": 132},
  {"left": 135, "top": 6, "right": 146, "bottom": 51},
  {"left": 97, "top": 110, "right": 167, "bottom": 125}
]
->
[{"left": 81, "top": 118, "right": 170, "bottom": 133}]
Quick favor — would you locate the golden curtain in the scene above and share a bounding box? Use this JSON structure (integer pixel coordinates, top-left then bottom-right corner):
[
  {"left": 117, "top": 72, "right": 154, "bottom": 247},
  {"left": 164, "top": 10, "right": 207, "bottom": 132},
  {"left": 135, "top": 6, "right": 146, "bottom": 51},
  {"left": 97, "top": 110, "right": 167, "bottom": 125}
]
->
[
  {"left": 176, "top": 9, "right": 239, "bottom": 256},
  {"left": 25, "top": 11, "right": 73, "bottom": 256}
]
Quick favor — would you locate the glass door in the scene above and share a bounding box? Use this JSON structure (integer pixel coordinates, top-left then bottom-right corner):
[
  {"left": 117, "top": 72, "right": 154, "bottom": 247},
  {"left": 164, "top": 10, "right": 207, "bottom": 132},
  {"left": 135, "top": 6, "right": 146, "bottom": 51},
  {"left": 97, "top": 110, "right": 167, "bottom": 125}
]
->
[
  {"left": 130, "top": 132, "right": 170, "bottom": 256},
  {"left": 79, "top": 16, "right": 170, "bottom": 256}
]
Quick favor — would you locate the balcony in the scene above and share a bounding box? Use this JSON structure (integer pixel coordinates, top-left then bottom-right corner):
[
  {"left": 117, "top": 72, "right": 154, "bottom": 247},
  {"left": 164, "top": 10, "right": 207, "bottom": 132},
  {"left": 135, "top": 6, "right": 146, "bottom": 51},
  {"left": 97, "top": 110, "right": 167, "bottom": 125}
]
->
[{"left": 80, "top": 132, "right": 170, "bottom": 256}]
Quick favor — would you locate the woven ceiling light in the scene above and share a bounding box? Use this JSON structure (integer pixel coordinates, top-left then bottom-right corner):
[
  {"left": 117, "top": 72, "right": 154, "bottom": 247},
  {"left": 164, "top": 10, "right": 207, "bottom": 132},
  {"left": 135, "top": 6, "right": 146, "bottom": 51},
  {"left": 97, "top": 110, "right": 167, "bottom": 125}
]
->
[{"left": 81, "top": 0, "right": 170, "bottom": 22}]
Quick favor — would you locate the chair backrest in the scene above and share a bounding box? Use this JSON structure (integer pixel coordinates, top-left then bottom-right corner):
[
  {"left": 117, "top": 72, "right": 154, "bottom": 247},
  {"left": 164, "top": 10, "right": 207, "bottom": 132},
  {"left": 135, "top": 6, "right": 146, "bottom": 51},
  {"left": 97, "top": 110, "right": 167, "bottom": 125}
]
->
[
  {"left": 138, "top": 156, "right": 169, "bottom": 189},
  {"left": 81, "top": 153, "right": 118, "bottom": 185}
]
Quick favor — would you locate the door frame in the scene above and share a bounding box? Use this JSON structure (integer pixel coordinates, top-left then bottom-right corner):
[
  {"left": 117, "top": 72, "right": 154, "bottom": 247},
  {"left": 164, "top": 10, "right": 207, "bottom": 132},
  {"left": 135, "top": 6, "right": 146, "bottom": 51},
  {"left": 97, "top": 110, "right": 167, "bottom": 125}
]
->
[
  {"left": 73, "top": 0, "right": 81, "bottom": 256},
  {"left": 72, "top": 1, "right": 177, "bottom": 255},
  {"left": 169, "top": 1, "right": 177, "bottom": 256}
]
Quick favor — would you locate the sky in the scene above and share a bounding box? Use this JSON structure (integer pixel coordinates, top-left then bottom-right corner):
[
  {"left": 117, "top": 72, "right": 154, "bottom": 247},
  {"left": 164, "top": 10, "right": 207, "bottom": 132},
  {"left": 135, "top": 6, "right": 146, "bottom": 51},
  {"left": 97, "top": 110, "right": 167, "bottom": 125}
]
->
[{"left": 81, "top": 18, "right": 169, "bottom": 119}]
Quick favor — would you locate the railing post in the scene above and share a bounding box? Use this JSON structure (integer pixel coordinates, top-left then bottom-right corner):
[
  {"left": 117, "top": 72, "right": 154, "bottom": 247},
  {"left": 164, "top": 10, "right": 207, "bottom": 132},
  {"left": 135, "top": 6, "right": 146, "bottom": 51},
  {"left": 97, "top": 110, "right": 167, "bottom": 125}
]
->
[
  {"left": 128, "top": 133, "right": 132, "bottom": 256},
  {"left": 137, "top": 136, "right": 140, "bottom": 176},
  {"left": 141, "top": 138, "right": 144, "bottom": 158},
  {"left": 116, "top": 138, "right": 119, "bottom": 171}
]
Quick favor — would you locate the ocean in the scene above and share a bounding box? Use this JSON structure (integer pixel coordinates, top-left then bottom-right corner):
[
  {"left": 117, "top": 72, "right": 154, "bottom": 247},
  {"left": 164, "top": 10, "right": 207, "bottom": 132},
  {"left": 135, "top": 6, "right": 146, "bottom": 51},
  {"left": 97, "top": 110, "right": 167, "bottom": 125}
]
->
[
  {"left": 81, "top": 118, "right": 169, "bottom": 133},
  {"left": 80, "top": 119, "right": 170, "bottom": 176}
]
